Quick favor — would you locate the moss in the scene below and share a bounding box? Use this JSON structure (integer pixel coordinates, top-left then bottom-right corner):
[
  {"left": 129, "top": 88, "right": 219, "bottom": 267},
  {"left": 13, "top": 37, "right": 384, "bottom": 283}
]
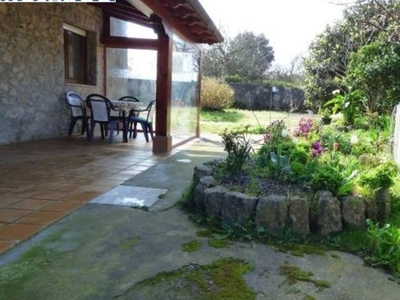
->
[
  {"left": 181, "top": 240, "right": 202, "bottom": 253},
  {"left": 303, "top": 295, "right": 316, "bottom": 300},
  {"left": 275, "top": 243, "right": 327, "bottom": 257},
  {"left": 119, "top": 236, "right": 141, "bottom": 251},
  {"left": 0, "top": 244, "right": 62, "bottom": 296},
  {"left": 279, "top": 265, "right": 314, "bottom": 285},
  {"left": 117, "top": 258, "right": 256, "bottom": 299},
  {"left": 208, "top": 238, "right": 229, "bottom": 249},
  {"left": 279, "top": 265, "right": 330, "bottom": 291},
  {"left": 315, "top": 280, "right": 331, "bottom": 289},
  {"left": 331, "top": 253, "right": 341, "bottom": 259},
  {"left": 196, "top": 229, "right": 215, "bottom": 238}
]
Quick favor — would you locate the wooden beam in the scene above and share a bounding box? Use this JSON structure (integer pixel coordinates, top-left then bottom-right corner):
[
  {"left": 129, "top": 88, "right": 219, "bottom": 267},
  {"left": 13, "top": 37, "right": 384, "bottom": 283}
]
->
[
  {"left": 153, "top": 33, "right": 173, "bottom": 153},
  {"left": 177, "top": 15, "right": 202, "bottom": 26},
  {"left": 100, "top": 36, "right": 159, "bottom": 50}
]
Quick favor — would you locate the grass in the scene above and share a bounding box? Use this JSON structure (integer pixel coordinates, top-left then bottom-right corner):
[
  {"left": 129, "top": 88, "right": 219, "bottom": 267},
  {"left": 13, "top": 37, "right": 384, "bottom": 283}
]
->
[{"left": 200, "top": 108, "right": 319, "bottom": 135}]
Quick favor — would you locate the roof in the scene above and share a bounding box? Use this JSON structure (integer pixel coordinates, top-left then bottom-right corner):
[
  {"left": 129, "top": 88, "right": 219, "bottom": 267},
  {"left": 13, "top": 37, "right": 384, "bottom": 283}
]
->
[{"left": 94, "top": 0, "right": 223, "bottom": 45}]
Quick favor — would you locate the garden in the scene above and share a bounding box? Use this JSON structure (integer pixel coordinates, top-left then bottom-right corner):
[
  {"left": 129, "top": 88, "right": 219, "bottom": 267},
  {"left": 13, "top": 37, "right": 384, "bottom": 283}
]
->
[{"left": 182, "top": 86, "right": 400, "bottom": 279}]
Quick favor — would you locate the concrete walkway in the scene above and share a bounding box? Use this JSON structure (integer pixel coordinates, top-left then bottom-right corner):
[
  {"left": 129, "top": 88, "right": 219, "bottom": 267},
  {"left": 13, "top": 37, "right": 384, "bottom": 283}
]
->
[{"left": 0, "top": 136, "right": 399, "bottom": 299}]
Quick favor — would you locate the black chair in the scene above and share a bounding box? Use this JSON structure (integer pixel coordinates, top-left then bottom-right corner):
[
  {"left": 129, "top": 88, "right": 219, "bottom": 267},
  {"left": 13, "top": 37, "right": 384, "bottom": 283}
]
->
[
  {"left": 117, "top": 96, "right": 140, "bottom": 135},
  {"left": 128, "top": 100, "right": 156, "bottom": 142},
  {"left": 65, "top": 91, "right": 88, "bottom": 136},
  {"left": 86, "top": 94, "right": 128, "bottom": 143}
]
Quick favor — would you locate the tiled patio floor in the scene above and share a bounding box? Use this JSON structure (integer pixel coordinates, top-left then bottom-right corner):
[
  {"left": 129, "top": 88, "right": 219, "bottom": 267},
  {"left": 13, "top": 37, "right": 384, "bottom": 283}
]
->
[{"left": 0, "top": 133, "right": 170, "bottom": 254}]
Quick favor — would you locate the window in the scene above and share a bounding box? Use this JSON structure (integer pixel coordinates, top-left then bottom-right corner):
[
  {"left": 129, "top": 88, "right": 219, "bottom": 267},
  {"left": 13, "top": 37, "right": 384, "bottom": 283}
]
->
[{"left": 64, "top": 24, "right": 87, "bottom": 84}]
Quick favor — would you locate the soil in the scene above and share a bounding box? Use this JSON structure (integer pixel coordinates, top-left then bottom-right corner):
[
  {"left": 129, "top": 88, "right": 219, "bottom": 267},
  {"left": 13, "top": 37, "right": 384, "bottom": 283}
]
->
[{"left": 221, "top": 175, "right": 307, "bottom": 196}]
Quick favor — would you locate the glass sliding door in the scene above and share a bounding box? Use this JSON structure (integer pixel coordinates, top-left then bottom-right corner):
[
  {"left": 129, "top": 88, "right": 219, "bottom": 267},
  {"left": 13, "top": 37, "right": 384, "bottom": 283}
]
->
[{"left": 171, "top": 34, "right": 200, "bottom": 146}]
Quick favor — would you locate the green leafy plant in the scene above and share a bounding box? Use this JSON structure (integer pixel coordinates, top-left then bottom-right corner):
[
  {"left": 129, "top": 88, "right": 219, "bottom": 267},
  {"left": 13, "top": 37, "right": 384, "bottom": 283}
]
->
[
  {"left": 366, "top": 220, "right": 400, "bottom": 275},
  {"left": 220, "top": 128, "right": 254, "bottom": 175},
  {"left": 324, "top": 89, "right": 367, "bottom": 126}
]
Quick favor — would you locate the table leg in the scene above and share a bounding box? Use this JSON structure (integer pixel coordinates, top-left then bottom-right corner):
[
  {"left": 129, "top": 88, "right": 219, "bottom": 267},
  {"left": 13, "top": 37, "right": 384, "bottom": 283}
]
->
[
  {"left": 83, "top": 108, "right": 91, "bottom": 140},
  {"left": 122, "top": 111, "right": 128, "bottom": 143}
]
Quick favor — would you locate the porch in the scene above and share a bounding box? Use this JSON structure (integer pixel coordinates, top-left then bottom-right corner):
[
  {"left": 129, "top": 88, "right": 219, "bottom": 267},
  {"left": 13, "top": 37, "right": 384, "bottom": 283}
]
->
[{"left": 0, "top": 133, "right": 171, "bottom": 254}]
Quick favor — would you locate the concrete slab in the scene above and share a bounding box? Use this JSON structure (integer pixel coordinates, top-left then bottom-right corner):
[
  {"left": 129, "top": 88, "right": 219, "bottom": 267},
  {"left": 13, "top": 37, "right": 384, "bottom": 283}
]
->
[{"left": 90, "top": 186, "right": 168, "bottom": 208}]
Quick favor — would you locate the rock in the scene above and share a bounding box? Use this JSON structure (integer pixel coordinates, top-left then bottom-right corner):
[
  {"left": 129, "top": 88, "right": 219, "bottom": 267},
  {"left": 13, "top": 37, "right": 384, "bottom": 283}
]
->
[
  {"left": 193, "top": 164, "right": 213, "bottom": 184},
  {"left": 375, "top": 188, "right": 391, "bottom": 221},
  {"left": 220, "top": 191, "right": 258, "bottom": 227},
  {"left": 341, "top": 196, "right": 366, "bottom": 230},
  {"left": 365, "top": 199, "right": 378, "bottom": 222},
  {"left": 194, "top": 176, "right": 216, "bottom": 212},
  {"left": 315, "top": 191, "right": 342, "bottom": 235},
  {"left": 204, "top": 186, "right": 228, "bottom": 218},
  {"left": 288, "top": 196, "right": 309, "bottom": 235},
  {"left": 255, "top": 195, "right": 287, "bottom": 236}
]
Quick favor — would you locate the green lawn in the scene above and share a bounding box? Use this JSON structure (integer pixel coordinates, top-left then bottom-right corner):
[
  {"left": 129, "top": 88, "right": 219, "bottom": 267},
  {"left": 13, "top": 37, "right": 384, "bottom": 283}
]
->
[{"left": 200, "top": 109, "right": 320, "bottom": 134}]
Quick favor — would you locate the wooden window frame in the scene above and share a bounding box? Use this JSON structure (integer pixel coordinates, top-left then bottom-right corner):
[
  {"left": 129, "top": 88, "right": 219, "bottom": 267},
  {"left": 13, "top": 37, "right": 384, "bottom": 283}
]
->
[{"left": 63, "top": 24, "right": 88, "bottom": 84}]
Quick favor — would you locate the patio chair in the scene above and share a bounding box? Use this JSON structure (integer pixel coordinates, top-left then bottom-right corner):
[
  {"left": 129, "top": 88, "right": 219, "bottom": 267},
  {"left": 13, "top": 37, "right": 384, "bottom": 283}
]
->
[
  {"left": 65, "top": 91, "right": 89, "bottom": 136},
  {"left": 86, "top": 94, "right": 127, "bottom": 143},
  {"left": 117, "top": 96, "right": 140, "bottom": 135},
  {"left": 128, "top": 100, "right": 156, "bottom": 142}
]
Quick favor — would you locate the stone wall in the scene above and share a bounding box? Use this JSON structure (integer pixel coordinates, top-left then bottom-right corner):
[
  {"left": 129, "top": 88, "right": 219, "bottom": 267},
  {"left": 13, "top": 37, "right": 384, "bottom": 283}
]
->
[
  {"left": 229, "top": 82, "right": 305, "bottom": 111},
  {"left": 0, "top": 4, "right": 104, "bottom": 144},
  {"left": 192, "top": 161, "right": 368, "bottom": 236}
]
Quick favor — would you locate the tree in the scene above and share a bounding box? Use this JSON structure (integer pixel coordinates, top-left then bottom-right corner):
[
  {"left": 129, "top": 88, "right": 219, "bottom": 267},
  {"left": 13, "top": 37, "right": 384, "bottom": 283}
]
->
[
  {"left": 302, "top": 0, "right": 388, "bottom": 109},
  {"left": 345, "top": 38, "right": 400, "bottom": 113},
  {"left": 226, "top": 32, "right": 274, "bottom": 80},
  {"left": 201, "top": 31, "right": 274, "bottom": 80},
  {"left": 265, "top": 55, "right": 304, "bottom": 85}
]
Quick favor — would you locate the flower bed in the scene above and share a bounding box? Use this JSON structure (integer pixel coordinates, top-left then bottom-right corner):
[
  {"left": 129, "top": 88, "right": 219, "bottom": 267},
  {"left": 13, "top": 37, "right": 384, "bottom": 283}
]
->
[
  {"left": 192, "top": 161, "right": 367, "bottom": 236},
  {"left": 187, "top": 115, "right": 399, "bottom": 237}
]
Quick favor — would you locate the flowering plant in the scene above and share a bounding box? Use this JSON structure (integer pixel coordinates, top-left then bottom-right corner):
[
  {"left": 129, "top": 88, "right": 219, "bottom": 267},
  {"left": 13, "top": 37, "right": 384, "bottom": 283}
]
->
[
  {"left": 263, "top": 119, "right": 290, "bottom": 145},
  {"left": 311, "top": 141, "right": 323, "bottom": 157},
  {"left": 293, "top": 118, "right": 315, "bottom": 137}
]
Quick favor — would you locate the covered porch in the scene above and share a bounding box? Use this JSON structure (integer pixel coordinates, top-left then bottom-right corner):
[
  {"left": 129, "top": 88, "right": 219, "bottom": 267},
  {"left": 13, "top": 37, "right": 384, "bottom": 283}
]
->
[{"left": 0, "top": 0, "right": 222, "bottom": 153}]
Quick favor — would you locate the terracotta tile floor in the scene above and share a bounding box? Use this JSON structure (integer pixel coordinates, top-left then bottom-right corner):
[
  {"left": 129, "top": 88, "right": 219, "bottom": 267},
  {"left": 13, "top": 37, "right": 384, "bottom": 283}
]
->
[{"left": 0, "top": 134, "right": 170, "bottom": 254}]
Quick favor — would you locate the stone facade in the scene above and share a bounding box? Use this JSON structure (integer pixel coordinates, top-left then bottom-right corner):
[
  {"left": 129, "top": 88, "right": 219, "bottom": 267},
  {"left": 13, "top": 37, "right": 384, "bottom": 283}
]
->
[
  {"left": 229, "top": 82, "right": 305, "bottom": 111},
  {"left": 0, "top": 4, "right": 104, "bottom": 144}
]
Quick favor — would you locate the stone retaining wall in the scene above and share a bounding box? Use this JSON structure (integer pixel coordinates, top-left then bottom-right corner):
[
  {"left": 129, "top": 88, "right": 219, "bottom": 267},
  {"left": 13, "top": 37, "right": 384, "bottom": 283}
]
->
[
  {"left": 229, "top": 83, "right": 305, "bottom": 111},
  {"left": 192, "top": 161, "right": 367, "bottom": 236}
]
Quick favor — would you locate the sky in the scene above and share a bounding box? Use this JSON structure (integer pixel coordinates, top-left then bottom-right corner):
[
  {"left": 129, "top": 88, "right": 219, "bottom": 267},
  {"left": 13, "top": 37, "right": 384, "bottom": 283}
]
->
[{"left": 199, "top": 0, "right": 345, "bottom": 68}]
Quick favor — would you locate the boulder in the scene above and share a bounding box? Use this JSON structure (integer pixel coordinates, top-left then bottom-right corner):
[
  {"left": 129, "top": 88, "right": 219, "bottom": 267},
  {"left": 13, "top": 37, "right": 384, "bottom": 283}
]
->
[
  {"left": 365, "top": 199, "right": 378, "bottom": 222},
  {"left": 255, "top": 195, "right": 287, "bottom": 236},
  {"left": 288, "top": 196, "right": 309, "bottom": 235},
  {"left": 220, "top": 191, "right": 258, "bottom": 227},
  {"left": 375, "top": 188, "right": 391, "bottom": 221},
  {"left": 194, "top": 176, "right": 216, "bottom": 212},
  {"left": 204, "top": 186, "right": 227, "bottom": 218},
  {"left": 341, "top": 196, "right": 366, "bottom": 230},
  {"left": 315, "top": 191, "right": 342, "bottom": 235},
  {"left": 193, "top": 164, "right": 213, "bottom": 184}
]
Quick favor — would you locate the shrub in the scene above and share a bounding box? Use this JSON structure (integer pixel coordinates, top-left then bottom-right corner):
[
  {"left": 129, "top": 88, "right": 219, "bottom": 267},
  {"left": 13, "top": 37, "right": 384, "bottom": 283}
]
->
[
  {"left": 200, "top": 77, "right": 235, "bottom": 110},
  {"left": 310, "top": 164, "right": 346, "bottom": 196},
  {"left": 358, "top": 160, "right": 399, "bottom": 190}
]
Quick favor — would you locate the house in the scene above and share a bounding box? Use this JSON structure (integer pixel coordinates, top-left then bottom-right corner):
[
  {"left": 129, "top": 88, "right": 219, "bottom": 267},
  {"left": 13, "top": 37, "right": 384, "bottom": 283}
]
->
[{"left": 0, "top": 0, "right": 222, "bottom": 153}]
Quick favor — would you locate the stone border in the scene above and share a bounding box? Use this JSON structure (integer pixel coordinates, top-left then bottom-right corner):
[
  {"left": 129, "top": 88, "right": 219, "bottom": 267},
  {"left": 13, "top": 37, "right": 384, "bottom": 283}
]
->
[{"left": 192, "top": 161, "right": 369, "bottom": 236}]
